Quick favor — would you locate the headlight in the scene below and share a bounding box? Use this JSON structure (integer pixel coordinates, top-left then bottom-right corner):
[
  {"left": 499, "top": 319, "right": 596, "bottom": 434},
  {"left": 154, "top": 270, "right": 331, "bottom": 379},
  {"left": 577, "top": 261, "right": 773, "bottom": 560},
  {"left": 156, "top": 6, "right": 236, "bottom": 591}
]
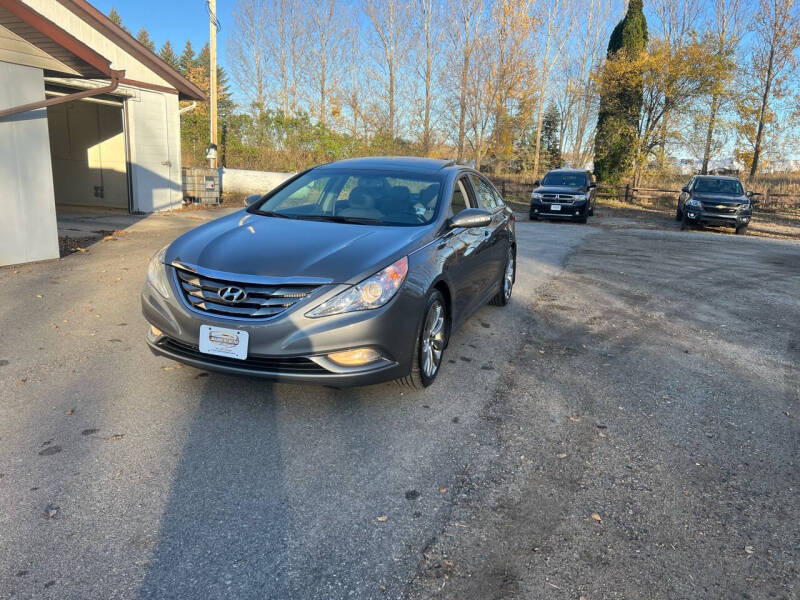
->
[
  {"left": 147, "top": 245, "right": 171, "bottom": 298},
  {"left": 686, "top": 198, "right": 702, "bottom": 208},
  {"left": 532, "top": 193, "right": 542, "bottom": 201},
  {"left": 306, "top": 256, "right": 408, "bottom": 317}
]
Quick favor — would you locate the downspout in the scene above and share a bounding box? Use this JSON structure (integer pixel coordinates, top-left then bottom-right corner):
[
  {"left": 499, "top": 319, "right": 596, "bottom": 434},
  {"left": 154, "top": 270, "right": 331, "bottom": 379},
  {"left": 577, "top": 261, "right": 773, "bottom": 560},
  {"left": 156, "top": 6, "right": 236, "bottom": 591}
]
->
[
  {"left": 0, "top": 69, "right": 124, "bottom": 119},
  {"left": 178, "top": 101, "right": 197, "bottom": 115}
]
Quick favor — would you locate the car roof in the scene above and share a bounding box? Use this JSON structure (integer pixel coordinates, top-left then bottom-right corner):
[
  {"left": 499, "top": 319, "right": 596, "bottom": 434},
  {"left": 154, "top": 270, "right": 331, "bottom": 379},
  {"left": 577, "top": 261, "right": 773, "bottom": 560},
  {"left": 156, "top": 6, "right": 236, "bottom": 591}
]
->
[
  {"left": 545, "top": 168, "right": 588, "bottom": 174},
  {"left": 315, "top": 156, "right": 456, "bottom": 174},
  {"left": 694, "top": 174, "right": 741, "bottom": 181}
]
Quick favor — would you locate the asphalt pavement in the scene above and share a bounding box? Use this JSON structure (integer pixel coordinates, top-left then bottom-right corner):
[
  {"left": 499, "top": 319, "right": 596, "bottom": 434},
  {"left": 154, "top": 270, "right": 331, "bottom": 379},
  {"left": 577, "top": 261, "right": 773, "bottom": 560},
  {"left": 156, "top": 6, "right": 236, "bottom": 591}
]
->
[{"left": 0, "top": 210, "right": 797, "bottom": 599}]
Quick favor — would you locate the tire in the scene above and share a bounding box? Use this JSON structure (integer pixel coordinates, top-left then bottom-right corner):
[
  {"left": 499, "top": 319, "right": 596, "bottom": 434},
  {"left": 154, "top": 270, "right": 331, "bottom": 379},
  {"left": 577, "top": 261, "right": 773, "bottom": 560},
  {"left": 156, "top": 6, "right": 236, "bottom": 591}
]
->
[
  {"left": 529, "top": 212, "right": 539, "bottom": 221},
  {"left": 680, "top": 213, "right": 690, "bottom": 231},
  {"left": 589, "top": 205, "right": 594, "bottom": 216},
  {"left": 397, "top": 290, "right": 448, "bottom": 388},
  {"left": 576, "top": 213, "right": 588, "bottom": 224},
  {"left": 490, "top": 246, "right": 515, "bottom": 306},
  {"left": 735, "top": 224, "right": 748, "bottom": 235},
  {"left": 676, "top": 206, "right": 683, "bottom": 221}
]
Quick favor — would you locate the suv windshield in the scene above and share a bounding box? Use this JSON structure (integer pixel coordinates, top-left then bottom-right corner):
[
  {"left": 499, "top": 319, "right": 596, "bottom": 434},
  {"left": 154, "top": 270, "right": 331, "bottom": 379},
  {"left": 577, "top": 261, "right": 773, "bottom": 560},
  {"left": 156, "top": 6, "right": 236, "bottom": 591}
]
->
[
  {"left": 542, "top": 172, "right": 587, "bottom": 187},
  {"left": 694, "top": 178, "right": 744, "bottom": 195},
  {"left": 252, "top": 170, "right": 442, "bottom": 226}
]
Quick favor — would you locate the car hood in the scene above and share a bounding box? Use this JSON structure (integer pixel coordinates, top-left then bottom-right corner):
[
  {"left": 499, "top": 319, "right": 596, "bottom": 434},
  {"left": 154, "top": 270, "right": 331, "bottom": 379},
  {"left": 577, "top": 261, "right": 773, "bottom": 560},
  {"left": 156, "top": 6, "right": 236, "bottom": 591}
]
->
[
  {"left": 166, "top": 210, "right": 432, "bottom": 284},
  {"left": 692, "top": 193, "right": 748, "bottom": 204},
  {"left": 534, "top": 186, "right": 587, "bottom": 195}
]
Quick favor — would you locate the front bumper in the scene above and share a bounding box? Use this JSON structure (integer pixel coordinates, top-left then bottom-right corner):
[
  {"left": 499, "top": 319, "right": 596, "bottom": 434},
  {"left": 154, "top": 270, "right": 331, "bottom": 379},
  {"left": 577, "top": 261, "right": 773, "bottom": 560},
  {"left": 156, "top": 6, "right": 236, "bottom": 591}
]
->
[
  {"left": 684, "top": 207, "right": 751, "bottom": 228},
  {"left": 530, "top": 199, "right": 588, "bottom": 219},
  {"left": 141, "top": 268, "right": 424, "bottom": 386}
]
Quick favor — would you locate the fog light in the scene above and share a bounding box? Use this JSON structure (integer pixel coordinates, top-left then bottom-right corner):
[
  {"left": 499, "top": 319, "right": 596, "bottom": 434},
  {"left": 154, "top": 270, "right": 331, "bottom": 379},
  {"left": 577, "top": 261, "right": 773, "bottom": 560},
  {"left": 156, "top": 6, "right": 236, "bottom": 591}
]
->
[
  {"left": 688, "top": 212, "right": 696, "bottom": 218},
  {"left": 327, "top": 348, "right": 381, "bottom": 366},
  {"left": 150, "top": 325, "right": 162, "bottom": 337},
  {"left": 575, "top": 211, "right": 579, "bottom": 215}
]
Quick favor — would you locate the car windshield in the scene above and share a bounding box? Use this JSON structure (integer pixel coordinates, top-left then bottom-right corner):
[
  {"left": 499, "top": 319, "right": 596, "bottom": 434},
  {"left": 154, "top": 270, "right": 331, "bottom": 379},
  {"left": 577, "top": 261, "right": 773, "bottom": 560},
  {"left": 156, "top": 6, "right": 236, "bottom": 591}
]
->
[
  {"left": 251, "top": 170, "right": 442, "bottom": 226},
  {"left": 542, "top": 172, "right": 587, "bottom": 187},
  {"left": 694, "top": 178, "right": 743, "bottom": 195}
]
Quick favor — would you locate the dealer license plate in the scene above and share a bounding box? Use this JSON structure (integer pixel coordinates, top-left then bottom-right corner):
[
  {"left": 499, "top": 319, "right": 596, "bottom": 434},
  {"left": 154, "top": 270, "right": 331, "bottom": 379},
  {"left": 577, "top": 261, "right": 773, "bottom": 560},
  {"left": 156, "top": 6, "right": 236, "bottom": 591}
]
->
[{"left": 199, "top": 325, "right": 249, "bottom": 360}]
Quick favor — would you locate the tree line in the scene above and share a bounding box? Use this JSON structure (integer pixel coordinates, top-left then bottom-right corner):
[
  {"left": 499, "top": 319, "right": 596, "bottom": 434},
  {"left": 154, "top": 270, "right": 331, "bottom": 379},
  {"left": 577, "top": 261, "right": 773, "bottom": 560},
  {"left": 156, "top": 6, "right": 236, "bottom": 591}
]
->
[{"left": 110, "top": 0, "right": 800, "bottom": 183}]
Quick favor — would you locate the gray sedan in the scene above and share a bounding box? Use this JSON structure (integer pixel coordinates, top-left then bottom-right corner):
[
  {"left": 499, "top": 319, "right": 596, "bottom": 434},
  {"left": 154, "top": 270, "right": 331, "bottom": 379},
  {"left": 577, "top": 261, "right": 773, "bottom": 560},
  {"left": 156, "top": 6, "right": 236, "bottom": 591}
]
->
[{"left": 142, "top": 157, "right": 516, "bottom": 387}]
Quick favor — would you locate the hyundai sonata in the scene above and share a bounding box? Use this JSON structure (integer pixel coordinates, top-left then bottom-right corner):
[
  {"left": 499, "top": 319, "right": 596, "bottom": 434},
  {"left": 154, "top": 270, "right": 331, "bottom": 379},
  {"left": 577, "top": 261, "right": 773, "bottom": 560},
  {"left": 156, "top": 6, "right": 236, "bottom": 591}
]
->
[{"left": 142, "top": 157, "right": 516, "bottom": 387}]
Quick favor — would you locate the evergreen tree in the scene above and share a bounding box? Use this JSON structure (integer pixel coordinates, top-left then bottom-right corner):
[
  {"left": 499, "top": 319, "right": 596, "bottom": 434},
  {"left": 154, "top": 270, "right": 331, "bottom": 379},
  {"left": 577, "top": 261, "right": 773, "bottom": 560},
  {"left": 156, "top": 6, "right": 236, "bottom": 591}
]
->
[
  {"left": 594, "top": 0, "right": 647, "bottom": 182},
  {"left": 541, "top": 103, "right": 562, "bottom": 171},
  {"left": 108, "top": 7, "right": 128, "bottom": 33},
  {"left": 178, "top": 41, "right": 195, "bottom": 75},
  {"left": 159, "top": 41, "right": 179, "bottom": 69},
  {"left": 136, "top": 28, "right": 156, "bottom": 52}
]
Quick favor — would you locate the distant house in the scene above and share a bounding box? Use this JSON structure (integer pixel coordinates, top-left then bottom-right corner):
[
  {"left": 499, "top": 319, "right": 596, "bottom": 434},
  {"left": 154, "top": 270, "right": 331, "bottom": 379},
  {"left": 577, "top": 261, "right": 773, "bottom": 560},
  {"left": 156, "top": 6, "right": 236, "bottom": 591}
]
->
[
  {"left": 674, "top": 157, "right": 744, "bottom": 177},
  {"left": 0, "top": 0, "right": 205, "bottom": 266}
]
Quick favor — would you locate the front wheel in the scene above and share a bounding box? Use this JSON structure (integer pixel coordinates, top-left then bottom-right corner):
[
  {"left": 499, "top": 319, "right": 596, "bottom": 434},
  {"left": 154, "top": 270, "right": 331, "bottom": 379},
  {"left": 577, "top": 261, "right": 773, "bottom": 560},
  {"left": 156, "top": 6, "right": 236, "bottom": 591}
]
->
[
  {"left": 680, "top": 213, "right": 690, "bottom": 231},
  {"left": 735, "top": 224, "right": 748, "bottom": 235},
  {"left": 399, "top": 290, "right": 448, "bottom": 388},
  {"left": 676, "top": 206, "right": 683, "bottom": 221}
]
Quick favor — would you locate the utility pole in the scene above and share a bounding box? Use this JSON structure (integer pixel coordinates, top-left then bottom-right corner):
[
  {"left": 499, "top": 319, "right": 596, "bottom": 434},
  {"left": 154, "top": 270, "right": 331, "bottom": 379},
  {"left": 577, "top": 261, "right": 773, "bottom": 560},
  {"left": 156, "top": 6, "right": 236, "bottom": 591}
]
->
[{"left": 208, "top": 0, "right": 218, "bottom": 169}]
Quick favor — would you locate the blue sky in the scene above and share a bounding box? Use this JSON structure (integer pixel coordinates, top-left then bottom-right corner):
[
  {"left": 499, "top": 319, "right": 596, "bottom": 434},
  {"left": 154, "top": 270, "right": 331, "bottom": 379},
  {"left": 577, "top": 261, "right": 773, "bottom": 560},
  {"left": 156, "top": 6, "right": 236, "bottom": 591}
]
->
[{"left": 92, "top": 0, "right": 234, "bottom": 69}]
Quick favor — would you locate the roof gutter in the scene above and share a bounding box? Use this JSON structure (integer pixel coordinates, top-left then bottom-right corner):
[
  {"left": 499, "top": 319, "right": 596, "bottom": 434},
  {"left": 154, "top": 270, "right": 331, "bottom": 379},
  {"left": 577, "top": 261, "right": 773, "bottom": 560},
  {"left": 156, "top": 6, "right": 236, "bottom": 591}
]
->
[
  {"left": 178, "top": 101, "right": 197, "bottom": 115},
  {"left": 0, "top": 69, "right": 124, "bottom": 119}
]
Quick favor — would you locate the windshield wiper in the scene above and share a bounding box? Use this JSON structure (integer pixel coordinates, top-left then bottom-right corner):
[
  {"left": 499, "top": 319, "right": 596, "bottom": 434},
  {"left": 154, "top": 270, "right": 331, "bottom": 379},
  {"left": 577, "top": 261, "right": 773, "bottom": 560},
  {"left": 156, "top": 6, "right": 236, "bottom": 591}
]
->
[
  {"left": 258, "top": 211, "right": 296, "bottom": 219},
  {"left": 295, "top": 214, "right": 382, "bottom": 224}
]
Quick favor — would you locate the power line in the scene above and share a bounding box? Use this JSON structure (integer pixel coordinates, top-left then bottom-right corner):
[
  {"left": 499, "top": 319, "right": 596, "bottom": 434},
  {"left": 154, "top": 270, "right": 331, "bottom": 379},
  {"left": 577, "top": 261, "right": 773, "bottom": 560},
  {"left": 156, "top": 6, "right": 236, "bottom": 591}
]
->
[{"left": 206, "top": 0, "right": 221, "bottom": 33}]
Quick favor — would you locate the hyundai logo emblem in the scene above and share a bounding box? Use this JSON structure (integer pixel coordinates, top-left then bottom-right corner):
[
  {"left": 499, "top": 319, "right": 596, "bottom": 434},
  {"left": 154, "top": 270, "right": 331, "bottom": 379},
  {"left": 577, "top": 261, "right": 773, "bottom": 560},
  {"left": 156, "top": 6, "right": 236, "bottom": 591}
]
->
[{"left": 218, "top": 286, "right": 247, "bottom": 304}]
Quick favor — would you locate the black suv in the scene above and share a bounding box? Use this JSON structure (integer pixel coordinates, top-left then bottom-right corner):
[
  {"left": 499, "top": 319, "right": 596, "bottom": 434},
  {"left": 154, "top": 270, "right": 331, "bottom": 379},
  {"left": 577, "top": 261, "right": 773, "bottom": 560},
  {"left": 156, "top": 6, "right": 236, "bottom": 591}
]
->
[
  {"left": 677, "top": 175, "right": 754, "bottom": 234},
  {"left": 529, "top": 168, "right": 596, "bottom": 223}
]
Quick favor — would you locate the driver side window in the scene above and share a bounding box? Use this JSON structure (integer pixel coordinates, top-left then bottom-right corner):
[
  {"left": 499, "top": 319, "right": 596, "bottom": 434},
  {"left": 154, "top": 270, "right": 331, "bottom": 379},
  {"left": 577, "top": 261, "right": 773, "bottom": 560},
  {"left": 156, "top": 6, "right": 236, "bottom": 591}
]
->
[{"left": 449, "top": 178, "right": 470, "bottom": 217}]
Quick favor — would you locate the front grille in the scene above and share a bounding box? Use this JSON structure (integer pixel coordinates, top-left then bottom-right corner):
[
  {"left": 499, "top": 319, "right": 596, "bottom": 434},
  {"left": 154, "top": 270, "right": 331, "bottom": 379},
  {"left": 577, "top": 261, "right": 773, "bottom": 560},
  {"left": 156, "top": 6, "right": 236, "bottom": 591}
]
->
[
  {"left": 701, "top": 203, "right": 739, "bottom": 215},
  {"left": 542, "top": 193, "right": 576, "bottom": 204},
  {"left": 174, "top": 267, "right": 319, "bottom": 319},
  {"left": 158, "top": 337, "right": 328, "bottom": 374}
]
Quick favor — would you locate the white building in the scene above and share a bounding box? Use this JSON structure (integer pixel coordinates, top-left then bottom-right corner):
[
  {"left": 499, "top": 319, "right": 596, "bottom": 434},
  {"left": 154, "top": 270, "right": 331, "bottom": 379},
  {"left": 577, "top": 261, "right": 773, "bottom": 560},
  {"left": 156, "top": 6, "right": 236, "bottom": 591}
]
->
[{"left": 0, "top": 0, "right": 205, "bottom": 266}]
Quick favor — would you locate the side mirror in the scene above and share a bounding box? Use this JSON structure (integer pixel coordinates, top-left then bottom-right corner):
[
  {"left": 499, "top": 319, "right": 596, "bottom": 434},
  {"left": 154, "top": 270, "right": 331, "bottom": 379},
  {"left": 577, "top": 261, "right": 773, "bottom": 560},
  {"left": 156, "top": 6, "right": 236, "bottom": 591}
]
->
[
  {"left": 746, "top": 190, "right": 754, "bottom": 198},
  {"left": 533, "top": 180, "right": 541, "bottom": 187},
  {"left": 681, "top": 185, "right": 690, "bottom": 193},
  {"left": 449, "top": 208, "right": 492, "bottom": 229},
  {"left": 588, "top": 182, "right": 597, "bottom": 189},
  {"left": 244, "top": 193, "right": 262, "bottom": 207}
]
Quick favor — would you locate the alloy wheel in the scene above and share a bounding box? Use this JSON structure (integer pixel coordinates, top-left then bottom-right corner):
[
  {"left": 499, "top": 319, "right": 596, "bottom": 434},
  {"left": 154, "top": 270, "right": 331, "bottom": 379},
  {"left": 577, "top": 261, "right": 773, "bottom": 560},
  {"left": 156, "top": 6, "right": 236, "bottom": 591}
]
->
[
  {"left": 503, "top": 250, "right": 514, "bottom": 301},
  {"left": 420, "top": 300, "right": 445, "bottom": 378}
]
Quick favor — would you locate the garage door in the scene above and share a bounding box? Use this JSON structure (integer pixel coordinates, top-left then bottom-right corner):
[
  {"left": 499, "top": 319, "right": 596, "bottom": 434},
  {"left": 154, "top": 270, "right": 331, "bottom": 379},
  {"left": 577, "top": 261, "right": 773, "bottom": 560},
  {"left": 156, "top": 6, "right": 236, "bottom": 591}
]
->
[{"left": 47, "top": 97, "right": 129, "bottom": 209}]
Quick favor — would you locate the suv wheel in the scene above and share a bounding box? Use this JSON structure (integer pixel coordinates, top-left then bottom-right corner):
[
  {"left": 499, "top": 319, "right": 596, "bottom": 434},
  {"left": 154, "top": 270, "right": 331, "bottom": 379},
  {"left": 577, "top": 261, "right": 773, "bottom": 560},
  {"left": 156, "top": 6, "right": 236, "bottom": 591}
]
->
[
  {"left": 398, "top": 290, "right": 448, "bottom": 388},
  {"left": 735, "top": 224, "right": 748, "bottom": 235},
  {"left": 676, "top": 206, "right": 683, "bottom": 221},
  {"left": 680, "top": 213, "right": 690, "bottom": 231}
]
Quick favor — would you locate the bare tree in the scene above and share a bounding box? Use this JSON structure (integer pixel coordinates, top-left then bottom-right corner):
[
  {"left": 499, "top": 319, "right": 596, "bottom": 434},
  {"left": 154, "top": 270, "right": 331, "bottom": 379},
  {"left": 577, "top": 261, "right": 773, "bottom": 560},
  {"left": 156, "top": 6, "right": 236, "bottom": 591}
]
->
[
  {"left": 364, "top": 0, "right": 411, "bottom": 144},
  {"left": 228, "top": 0, "right": 268, "bottom": 116},
  {"left": 698, "top": 0, "right": 745, "bottom": 173},
  {"left": 531, "top": 0, "right": 576, "bottom": 178},
  {"left": 746, "top": 0, "right": 800, "bottom": 178},
  {"left": 446, "top": 0, "right": 485, "bottom": 162},
  {"left": 568, "top": 0, "right": 609, "bottom": 167},
  {"left": 305, "top": 0, "right": 347, "bottom": 126},
  {"left": 262, "top": 0, "right": 303, "bottom": 117},
  {"left": 413, "top": 0, "right": 440, "bottom": 154}
]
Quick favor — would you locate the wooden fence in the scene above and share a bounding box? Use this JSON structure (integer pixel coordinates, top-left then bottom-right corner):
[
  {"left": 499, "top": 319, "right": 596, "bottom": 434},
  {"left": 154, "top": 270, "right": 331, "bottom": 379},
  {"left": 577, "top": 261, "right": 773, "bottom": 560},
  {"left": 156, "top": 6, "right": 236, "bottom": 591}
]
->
[{"left": 491, "top": 177, "right": 800, "bottom": 211}]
